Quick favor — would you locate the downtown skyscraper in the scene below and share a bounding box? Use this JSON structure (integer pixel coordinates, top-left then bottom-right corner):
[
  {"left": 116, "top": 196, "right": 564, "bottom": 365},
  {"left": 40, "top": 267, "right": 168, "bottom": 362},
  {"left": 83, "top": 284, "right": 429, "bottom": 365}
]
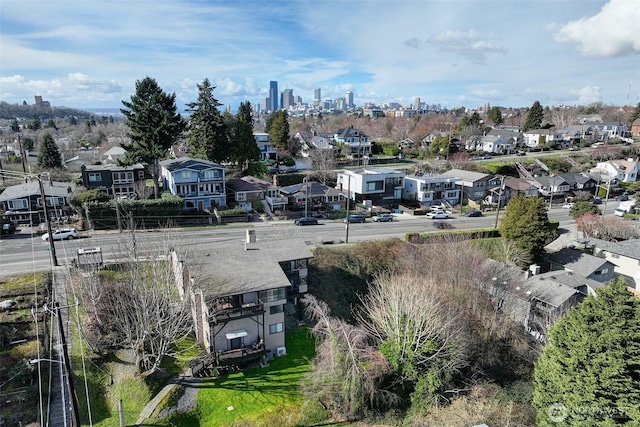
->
[{"left": 269, "top": 80, "right": 278, "bottom": 111}]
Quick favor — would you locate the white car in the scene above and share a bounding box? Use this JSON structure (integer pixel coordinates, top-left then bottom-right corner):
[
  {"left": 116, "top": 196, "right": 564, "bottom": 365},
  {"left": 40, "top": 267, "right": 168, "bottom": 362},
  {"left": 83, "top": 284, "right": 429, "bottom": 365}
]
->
[
  {"left": 561, "top": 203, "right": 574, "bottom": 209},
  {"left": 42, "top": 228, "right": 78, "bottom": 241},
  {"left": 426, "top": 211, "right": 452, "bottom": 219}
]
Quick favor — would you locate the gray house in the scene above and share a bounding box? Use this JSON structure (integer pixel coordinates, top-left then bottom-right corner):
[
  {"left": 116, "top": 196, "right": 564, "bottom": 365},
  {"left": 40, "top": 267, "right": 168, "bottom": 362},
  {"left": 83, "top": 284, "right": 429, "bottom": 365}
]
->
[
  {"left": 545, "top": 248, "right": 616, "bottom": 285},
  {"left": 0, "top": 180, "right": 76, "bottom": 224}
]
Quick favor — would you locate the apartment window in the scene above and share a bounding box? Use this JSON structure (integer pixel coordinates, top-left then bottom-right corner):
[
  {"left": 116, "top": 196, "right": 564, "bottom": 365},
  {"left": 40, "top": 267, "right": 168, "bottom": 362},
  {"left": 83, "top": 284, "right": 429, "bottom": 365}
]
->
[
  {"left": 259, "top": 288, "right": 286, "bottom": 302},
  {"left": 88, "top": 173, "right": 102, "bottom": 182},
  {"left": 113, "top": 172, "right": 133, "bottom": 184},
  {"left": 269, "top": 323, "right": 283, "bottom": 334},
  {"left": 8, "top": 200, "right": 28, "bottom": 210},
  {"left": 137, "top": 171, "right": 145, "bottom": 180},
  {"left": 203, "top": 170, "right": 218, "bottom": 180},
  {"left": 365, "top": 180, "right": 383, "bottom": 192},
  {"left": 594, "top": 268, "right": 609, "bottom": 275},
  {"left": 269, "top": 305, "right": 284, "bottom": 315},
  {"left": 236, "top": 192, "right": 246, "bottom": 201},
  {"left": 181, "top": 171, "right": 192, "bottom": 180}
]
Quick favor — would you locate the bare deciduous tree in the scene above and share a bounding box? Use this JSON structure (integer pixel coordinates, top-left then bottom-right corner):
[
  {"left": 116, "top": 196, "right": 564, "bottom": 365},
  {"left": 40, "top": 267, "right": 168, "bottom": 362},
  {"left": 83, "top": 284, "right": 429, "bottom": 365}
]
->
[
  {"left": 302, "top": 294, "right": 397, "bottom": 417},
  {"left": 69, "top": 230, "right": 193, "bottom": 375},
  {"left": 307, "top": 148, "right": 336, "bottom": 185}
]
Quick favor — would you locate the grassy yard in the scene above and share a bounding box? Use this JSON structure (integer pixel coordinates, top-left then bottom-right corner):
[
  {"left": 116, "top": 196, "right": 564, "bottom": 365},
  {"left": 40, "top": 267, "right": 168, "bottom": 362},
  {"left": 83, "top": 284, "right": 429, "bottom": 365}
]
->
[{"left": 168, "top": 327, "right": 323, "bottom": 427}]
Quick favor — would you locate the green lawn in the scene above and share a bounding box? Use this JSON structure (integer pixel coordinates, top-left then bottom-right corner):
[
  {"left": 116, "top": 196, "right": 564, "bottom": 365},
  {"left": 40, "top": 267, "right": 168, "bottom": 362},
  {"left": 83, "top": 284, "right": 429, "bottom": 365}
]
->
[{"left": 168, "top": 327, "right": 321, "bottom": 427}]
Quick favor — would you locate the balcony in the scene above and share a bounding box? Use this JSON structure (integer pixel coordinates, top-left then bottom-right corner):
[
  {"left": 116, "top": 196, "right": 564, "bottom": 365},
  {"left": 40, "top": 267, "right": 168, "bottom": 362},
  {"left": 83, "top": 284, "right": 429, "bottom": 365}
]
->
[
  {"left": 210, "top": 300, "right": 264, "bottom": 324},
  {"left": 189, "top": 342, "right": 266, "bottom": 377}
]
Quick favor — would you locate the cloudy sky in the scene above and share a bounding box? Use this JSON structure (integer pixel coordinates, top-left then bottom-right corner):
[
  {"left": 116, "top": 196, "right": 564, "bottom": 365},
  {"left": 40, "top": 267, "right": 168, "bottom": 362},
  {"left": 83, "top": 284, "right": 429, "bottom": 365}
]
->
[{"left": 1, "top": 0, "right": 639, "bottom": 111}]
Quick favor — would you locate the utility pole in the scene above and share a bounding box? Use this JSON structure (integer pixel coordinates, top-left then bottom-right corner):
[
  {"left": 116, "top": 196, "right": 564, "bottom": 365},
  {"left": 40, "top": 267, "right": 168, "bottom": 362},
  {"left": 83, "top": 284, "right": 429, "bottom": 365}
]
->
[
  {"left": 55, "top": 302, "right": 82, "bottom": 427},
  {"left": 39, "top": 175, "right": 58, "bottom": 266},
  {"left": 345, "top": 174, "right": 351, "bottom": 244},
  {"left": 113, "top": 184, "right": 122, "bottom": 232},
  {"left": 304, "top": 177, "right": 309, "bottom": 218},
  {"left": 18, "top": 134, "right": 28, "bottom": 182},
  {"left": 494, "top": 175, "right": 505, "bottom": 229}
]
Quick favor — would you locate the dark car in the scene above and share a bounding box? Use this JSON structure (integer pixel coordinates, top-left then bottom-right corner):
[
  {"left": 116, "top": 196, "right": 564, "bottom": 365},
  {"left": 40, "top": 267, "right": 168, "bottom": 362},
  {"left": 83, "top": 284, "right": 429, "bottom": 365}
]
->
[
  {"left": 465, "top": 210, "right": 483, "bottom": 217},
  {"left": 616, "top": 194, "right": 629, "bottom": 201},
  {"left": 294, "top": 217, "right": 318, "bottom": 226},
  {"left": 372, "top": 214, "right": 393, "bottom": 222},
  {"left": 1, "top": 223, "right": 16, "bottom": 235},
  {"left": 343, "top": 214, "right": 366, "bottom": 223},
  {"left": 589, "top": 198, "right": 602, "bottom": 205}
]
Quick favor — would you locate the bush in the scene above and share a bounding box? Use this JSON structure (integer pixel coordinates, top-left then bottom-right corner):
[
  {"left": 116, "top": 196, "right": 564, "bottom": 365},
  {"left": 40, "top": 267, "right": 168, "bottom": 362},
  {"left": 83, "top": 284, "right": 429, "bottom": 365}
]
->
[{"left": 9, "top": 340, "right": 40, "bottom": 361}]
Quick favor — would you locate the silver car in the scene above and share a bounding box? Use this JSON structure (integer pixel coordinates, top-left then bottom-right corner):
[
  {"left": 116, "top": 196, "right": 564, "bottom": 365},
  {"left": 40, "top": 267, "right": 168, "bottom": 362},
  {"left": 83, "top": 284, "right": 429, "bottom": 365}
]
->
[{"left": 42, "top": 228, "right": 78, "bottom": 241}]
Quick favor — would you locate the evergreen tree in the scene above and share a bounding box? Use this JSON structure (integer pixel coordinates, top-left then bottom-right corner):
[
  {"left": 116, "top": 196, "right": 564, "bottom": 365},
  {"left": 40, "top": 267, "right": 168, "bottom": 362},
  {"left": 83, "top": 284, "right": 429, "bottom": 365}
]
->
[
  {"left": 37, "top": 133, "right": 63, "bottom": 168},
  {"left": 10, "top": 119, "right": 20, "bottom": 132},
  {"left": 267, "top": 110, "right": 290, "bottom": 151},
  {"left": 121, "top": 76, "right": 186, "bottom": 198},
  {"left": 499, "top": 194, "right": 557, "bottom": 261},
  {"left": 533, "top": 278, "right": 640, "bottom": 426},
  {"left": 186, "top": 78, "right": 228, "bottom": 162},
  {"left": 227, "top": 104, "right": 260, "bottom": 169},
  {"left": 30, "top": 114, "right": 41, "bottom": 130},
  {"left": 569, "top": 200, "right": 601, "bottom": 219},
  {"left": 22, "top": 137, "right": 35, "bottom": 152},
  {"left": 523, "top": 101, "right": 544, "bottom": 132},
  {"left": 237, "top": 101, "right": 254, "bottom": 126},
  {"left": 487, "top": 106, "right": 503, "bottom": 125}
]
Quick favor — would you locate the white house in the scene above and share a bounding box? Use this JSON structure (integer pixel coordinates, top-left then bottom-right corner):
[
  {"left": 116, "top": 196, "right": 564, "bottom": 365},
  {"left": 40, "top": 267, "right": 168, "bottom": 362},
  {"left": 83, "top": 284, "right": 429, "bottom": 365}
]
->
[
  {"left": 336, "top": 167, "right": 404, "bottom": 207},
  {"left": 523, "top": 129, "right": 562, "bottom": 148},
  {"left": 590, "top": 159, "right": 638, "bottom": 182},
  {"left": 402, "top": 173, "right": 461, "bottom": 206},
  {"left": 480, "top": 135, "right": 514, "bottom": 154}
]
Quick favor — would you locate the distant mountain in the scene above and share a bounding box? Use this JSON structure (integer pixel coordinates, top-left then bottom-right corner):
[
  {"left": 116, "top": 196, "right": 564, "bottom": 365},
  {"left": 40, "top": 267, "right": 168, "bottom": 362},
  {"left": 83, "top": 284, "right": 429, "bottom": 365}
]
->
[{"left": 0, "top": 101, "right": 94, "bottom": 120}]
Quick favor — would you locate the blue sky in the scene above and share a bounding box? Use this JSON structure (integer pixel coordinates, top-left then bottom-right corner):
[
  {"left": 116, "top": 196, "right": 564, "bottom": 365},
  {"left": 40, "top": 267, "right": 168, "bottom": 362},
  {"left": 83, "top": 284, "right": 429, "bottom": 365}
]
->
[{"left": 1, "top": 0, "right": 639, "bottom": 111}]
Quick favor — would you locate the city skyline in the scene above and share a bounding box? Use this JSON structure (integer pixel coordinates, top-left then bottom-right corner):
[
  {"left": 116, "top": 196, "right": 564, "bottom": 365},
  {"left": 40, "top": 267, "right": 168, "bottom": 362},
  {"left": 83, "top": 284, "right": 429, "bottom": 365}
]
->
[{"left": 1, "top": 1, "right": 639, "bottom": 111}]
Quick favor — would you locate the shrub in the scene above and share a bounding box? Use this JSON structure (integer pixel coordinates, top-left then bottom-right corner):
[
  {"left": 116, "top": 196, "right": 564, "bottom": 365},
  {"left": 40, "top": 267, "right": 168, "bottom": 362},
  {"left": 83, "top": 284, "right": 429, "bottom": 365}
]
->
[{"left": 9, "top": 340, "right": 40, "bottom": 361}]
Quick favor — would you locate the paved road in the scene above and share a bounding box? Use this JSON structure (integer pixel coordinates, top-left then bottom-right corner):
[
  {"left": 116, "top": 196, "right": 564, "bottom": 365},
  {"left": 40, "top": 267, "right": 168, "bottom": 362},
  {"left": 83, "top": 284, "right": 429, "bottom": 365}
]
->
[{"left": 0, "top": 201, "right": 622, "bottom": 277}]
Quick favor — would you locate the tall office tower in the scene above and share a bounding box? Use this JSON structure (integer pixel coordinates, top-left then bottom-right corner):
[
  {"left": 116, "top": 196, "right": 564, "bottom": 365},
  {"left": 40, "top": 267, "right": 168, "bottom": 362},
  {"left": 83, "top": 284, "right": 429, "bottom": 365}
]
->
[
  {"left": 269, "top": 81, "right": 278, "bottom": 111},
  {"left": 261, "top": 98, "right": 269, "bottom": 112},
  {"left": 414, "top": 97, "right": 421, "bottom": 110},
  {"left": 282, "top": 89, "right": 294, "bottom": 109},
  {"left": 345, "top": 91, "right": 354, "bottom": 108},
  {"left": 314, "top": 88, "right": 321, "bottom": 106},
  {"left": 335, "top": 97, "right": 345, "bottom": 110},
  {"left": 294, "top": 95, "right": 302, "bottom": 105}
]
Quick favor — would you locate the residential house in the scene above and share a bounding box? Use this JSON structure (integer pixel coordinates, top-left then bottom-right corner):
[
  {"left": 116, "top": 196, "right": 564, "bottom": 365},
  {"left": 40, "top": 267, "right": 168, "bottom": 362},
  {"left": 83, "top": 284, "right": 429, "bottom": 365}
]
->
[
  {"left": 172, "top": 232, "right": 314, "bottom": 375},
  {"left": 169, "top": 143, "right": 191, "bottom": 159},
  {"left": 332, "top": 126, "right": 371, "bottom": 159},
  {"left": 632, "top": 118, "right": 640, "bottom": 137},
  {"left": 335, "top": 167, "right": 404, "bottom": 208},
  {"left": 527, "top": 175, "right": 571, "bottom": 199},
  {"left": 557, "top": 126, "right": 588, "bottom": 146},
  {"left": 101, "top": 146, "right": 126, "bottom": 164},
  {"left": 510, "top": 271, "right": 600, "bottom": 342},
  {"left": 0, "top": 179, "right": 76, "bottom": 224},
  {"left": 558, "top": 173, "right": 598, "bottom": 195},
  {"left": 279, "top": 181, "right": 347, "bottom": 212},
  {"left": 545, "top": 248, "right": 616, "bottom": 285},
  {"left": 159, "top": 157, "right": 226, "bottom": 211},
  {"left": 588, "top": 238, "right": 640, "bottom": 289},
  {"left": 81, "top": 163, "right": 146, "bottom": 199},
  {"left": 441, "top": 169, "right": 495, "bottom": 203},
  {"left": 590, "top": 159, "right": 638, "bottom": 182},
  {"left": 480, "top": 135, "right": 514, "bottom": 154},
  {"left": 503, "top": 178, "right": 539, "bottom": 201},
  {"left": 583, "top": 121, "right": 630, "bottom": 140},
  {"left": 487, "top": 128, "right": 524, "bottom": 147},
  {"left": 523, "top": 129, "right": 562, "bottom": 149},
  {"left": 293, "top": 131, "right": 335, "bottom": 158},
  {"left": 226, "top": 176, "right": 287, "bottom": 213},
  {"left": 254, "top": 133, "right": 277, "bottom": 162},
  {"left": 402, "top": 173, "right": 461, "bottom": 207}
]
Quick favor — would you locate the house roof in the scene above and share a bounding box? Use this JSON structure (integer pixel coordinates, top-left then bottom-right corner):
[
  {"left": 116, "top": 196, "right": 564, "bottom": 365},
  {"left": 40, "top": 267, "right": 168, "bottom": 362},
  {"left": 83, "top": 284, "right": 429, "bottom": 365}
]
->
[
  {"left": 505, "top": 177, "right": 537, "bottom": 191},
  {"left": 545, "top": 248, "right": 613, "bottom": 277},
  {"left": 589, "top": 238, "right": 640, "bottom": 260},
  {"left": 518, "top": 272, "right": 583, "bottom": 307},
  {"left": 333, "top": 126, "right": 367, "bottom": 139},
  {"left": 159, "top": 157, "right": 223, "bottom": 172},
  {"left": 441, "top": 169, "right": 491, "bottom": 182},
  {"left": 82, "top": 163, "right": 145, "bottom": 172},
  {"left": 185, "top": 237, "right": 314, "bottom": 298},
  {"left": 102, "top": 146, "right": 126, "bottom": 156},
  {"left": 559, "top": 173, "right": 593, "bottom": 186},
  {"left": 280, "top": 181, "right": 344, "bottom": 198},
  {"left": 226, "top": 176, "right": 276, "bottom": 193},
  {"left": 0, "top": 180, "right": 76, "bottom": 202}
]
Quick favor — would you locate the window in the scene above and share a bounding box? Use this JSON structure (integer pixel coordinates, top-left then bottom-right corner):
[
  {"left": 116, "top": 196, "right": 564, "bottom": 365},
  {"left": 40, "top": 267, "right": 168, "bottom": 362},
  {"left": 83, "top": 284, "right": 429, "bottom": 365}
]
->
[
  {"left": 236, "top": 192, "right": 246, "bottom": 201},
  {"left": 88, "top": 173, "right": 102, "bottom": 182},
  {"left": 8, "top": 199, "right": 28, "bottom": 210},
  {"left": 270, "top": 305, "right": 284, "bottom": 315},
  {"left": 269, "top": 323, "right": 283, "bottom": 334},
  {"left": 181, "top": 171, "right": 192, "bottom": 180},
  {"left": 594, "top": 268, "right": 609, "bottom": 275},
  {"left": 611, "top": 253, "right": 620, "bottom": 259},
  {"left": 137, "top": 171, "right": 145, "bottom": 180},
  {"left": 203, "top": 170, "right": 219, "bottom": 180},
  {"left": 365, "top": 180, "right": 384, "bottom": 192},
  {"left": 113, "top": 172, "right": 133, "bottom": 184},
  {"left": 259, "top": 288, "right": 286, "bottom": 302}
]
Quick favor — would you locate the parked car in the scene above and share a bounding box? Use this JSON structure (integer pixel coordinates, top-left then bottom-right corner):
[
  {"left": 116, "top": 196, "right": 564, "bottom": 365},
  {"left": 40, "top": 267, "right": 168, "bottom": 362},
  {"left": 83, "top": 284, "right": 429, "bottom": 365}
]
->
[
  {"left": 516, "top": 151, "right": 527, "bottom": 156},
  {"left": 294, "top": 217, "right": 318, "bottom": 226},
  {"left": 343, "top": 214, "right": 366, "bottom": 223},
  {"left": 616, "top": 194, "right": 629, "bottom": 201},
  {"left": 372, "top": 214, "right": 393, "bottom": 222},
  {"left": 464, "top": 210, "right": 483, "bottom": 217},
  {"left": 426, "top": 211, "right": 452, "bottom": 219},
  {"left": 561, "top": 202, "right": 575, "bottom": 209},
  {"left": 42, "top": 228, "right": 78, "bottom": 241},
  {"left": 1, "top": 223, "right": 16, "bottom": 235},
  {"left": 482, "top": 155, "right": 493, "bottom": 159},
  {"left": 589, "top": 198, "right": 602, "bottom": 205}
]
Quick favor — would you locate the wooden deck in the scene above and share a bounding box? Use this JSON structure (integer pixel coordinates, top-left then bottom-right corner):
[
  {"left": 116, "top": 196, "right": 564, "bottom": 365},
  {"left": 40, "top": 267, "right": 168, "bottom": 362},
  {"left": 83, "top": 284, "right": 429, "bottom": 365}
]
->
[{"left": 190, "top": 344, "right": 266, "bottom": 377}]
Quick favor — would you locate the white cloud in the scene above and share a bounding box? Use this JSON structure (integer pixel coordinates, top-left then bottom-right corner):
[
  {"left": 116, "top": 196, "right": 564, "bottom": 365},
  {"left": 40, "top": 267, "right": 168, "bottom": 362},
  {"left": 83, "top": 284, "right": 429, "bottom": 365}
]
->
[
  {"left": 553, "top": 0, "right": 640, "bottom": 57},
  {"left": 427, "top": 29, "right": 507, "bottom": 63},
  {"left": 568, "top": 86, "right": 602, "bottom": 105}
]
